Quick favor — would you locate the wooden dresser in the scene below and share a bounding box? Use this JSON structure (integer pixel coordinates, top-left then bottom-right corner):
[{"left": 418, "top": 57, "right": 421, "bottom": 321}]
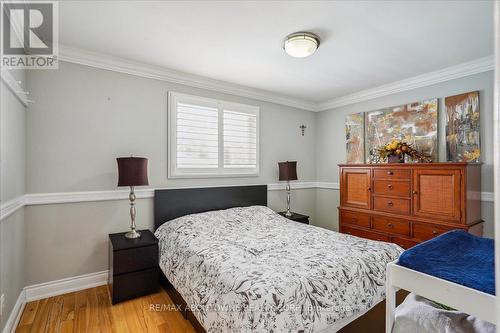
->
[{"left": 338, "top": 163, "right": 483, "bottom": 249}]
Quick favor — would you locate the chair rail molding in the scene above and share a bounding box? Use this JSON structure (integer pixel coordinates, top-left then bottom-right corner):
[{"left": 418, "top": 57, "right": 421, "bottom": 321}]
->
[
  {"left": 0, "top": 196, "right": 26, "bottom": 221},
  {"left": 0, "top": 183, "right": 491, "bottom": 217},
  {"left": 24, "top": 189, "right": 154, "bottom": 205},
  {"left": 24, "top": 182, "right": 319, "bottom": 206}
]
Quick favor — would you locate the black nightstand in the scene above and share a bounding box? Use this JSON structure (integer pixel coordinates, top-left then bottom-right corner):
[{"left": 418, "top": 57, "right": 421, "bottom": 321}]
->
[
  {"left": 108, "top": 229, "right": 159, "bottom": 304},
  {"left": 278, "top": 212, "right": 310, "bottom": 224}
]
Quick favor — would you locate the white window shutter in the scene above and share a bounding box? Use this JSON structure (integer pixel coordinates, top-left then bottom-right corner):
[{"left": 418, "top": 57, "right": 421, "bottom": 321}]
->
[
  {"left": 168, "top": 92, "right": 259, "bottom": 178},
  {"left": 223, "top": 110, "right": 257, "bottom": 169},
  {"left": 176, "top": 102, "right": 219, "bottom": 169}
]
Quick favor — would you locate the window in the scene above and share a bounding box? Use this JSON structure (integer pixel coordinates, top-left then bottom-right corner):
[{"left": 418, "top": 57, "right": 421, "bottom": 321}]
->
[{"left": 168, "top": 92, "right": 260, "bottom": 178}]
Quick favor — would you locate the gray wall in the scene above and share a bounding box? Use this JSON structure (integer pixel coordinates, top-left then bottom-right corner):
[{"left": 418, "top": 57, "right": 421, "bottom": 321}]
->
[
  {"left": 24, "top": 61, "right": 317, "bottom": 285},
  {"left": 315, "top": 71, "right": 494, "bottom": 237},
  {"left": 0, "top": 75, "right": 27, "bottom": 331},
  {"left": 27, "top": 62, "right": 317, "bottom": 193},
  {"left": 1, "top": 74, "right": 26, "bottom": 201}
]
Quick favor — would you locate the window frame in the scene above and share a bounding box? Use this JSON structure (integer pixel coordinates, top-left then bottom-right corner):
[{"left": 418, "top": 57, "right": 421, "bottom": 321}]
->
[{"left": 168, "top": 91, "right": 260, "bottom": 178}]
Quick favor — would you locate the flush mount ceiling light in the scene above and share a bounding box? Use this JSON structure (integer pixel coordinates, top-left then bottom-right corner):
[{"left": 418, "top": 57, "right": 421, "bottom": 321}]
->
[{"left": 283, "top": 32, "right": 320, "bottom": 58}]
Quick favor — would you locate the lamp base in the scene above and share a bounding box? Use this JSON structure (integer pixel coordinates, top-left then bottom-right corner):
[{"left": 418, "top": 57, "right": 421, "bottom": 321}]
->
[
  {"left": 285, "top": 210, "right": 293, "bottom": 217},
  {"left": 125, "top": 229, "right": 141, "bottom": 239}
]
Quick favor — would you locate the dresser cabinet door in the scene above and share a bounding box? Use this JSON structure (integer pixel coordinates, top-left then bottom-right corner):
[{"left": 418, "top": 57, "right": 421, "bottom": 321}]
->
[
  {"left": 412, "top": 168, "right": 462, "bottom": 222},
  {"left": 341, "top": 168, "right": 372, "bottom": 209}
]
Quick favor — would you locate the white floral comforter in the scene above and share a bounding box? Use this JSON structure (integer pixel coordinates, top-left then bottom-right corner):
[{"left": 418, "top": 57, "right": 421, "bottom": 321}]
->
[{"left": 155, "top": 206, "right": 402, "bottom": 333}]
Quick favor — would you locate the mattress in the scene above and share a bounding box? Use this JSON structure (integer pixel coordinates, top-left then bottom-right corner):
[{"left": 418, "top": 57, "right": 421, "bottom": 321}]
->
[
  {"left": 155, "top": 206, "right": 402, "bottom": 332},
  {"left": 398, "top": 230, "right": 494, "bottom": 295}
]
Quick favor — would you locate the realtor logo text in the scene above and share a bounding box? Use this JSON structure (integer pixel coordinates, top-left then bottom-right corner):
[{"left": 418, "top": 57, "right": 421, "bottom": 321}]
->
[{"left": 1, "top": 1, "right": 58, "bottom": 69}]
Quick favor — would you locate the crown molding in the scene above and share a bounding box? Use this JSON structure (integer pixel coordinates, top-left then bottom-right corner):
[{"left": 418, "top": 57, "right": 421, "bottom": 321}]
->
[
  {"left": 57, "top": 45, "right": 318, "bottom": 111},
  {"left": 56, "top": 45, "right": 493, "bottom": 112},
  {"left": 318, "top": 56, "right": 494, "bottom": 110}
]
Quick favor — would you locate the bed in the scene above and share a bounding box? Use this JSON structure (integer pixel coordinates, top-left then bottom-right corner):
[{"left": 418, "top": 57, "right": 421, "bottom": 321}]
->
[
  {"left": 386, "top": 230, "right": 496, "bottom": 333},
  {"left": 154, "top": 185, "right": 403, "bottom": 332}
]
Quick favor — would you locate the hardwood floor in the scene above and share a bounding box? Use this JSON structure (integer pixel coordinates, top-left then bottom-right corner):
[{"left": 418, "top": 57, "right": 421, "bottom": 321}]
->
[{"left": 16, "top": 286, "right": 196, "bottom": 333}]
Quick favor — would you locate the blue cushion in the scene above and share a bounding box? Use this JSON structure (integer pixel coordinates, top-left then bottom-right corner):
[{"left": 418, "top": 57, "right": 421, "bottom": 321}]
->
[{"left": 398, "top": 230, "right": 495, "bottom": 295}]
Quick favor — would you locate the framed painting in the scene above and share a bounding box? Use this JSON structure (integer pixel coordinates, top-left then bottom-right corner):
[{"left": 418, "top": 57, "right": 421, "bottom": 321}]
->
[
  {"left": 445, "top": 91, "right": 480, "bottom": 163},
  {"left": 345, "top": 112, "right": 364, "bottom": 163},
  {"left": 365, "top": 99, "right": 438, "bottom": 163}
]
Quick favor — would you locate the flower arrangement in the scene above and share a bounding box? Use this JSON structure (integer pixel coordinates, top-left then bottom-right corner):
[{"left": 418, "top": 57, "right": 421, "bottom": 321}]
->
[{"left": 376, "top": 140, "right": 431, "bottom": 163}]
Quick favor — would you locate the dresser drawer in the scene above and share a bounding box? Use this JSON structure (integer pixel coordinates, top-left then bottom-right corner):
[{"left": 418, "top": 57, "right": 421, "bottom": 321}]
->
[
  {"left": 373, "top": 180, "right": 410, "bottom": 197},
  {"left": 112, "top": 245, "right": 158, "bottom": 275},
  {"left": 341, "top": 225, "right": 390, "bottom": 242},
  {"left": 340, "top": 210, "right": 371, "bottom": 228},
  {"left": 373, "top": 168, "right": 410, "bottom": 180},
  {"left": 391, "top": 236, "right": 419, "bottom": 249},
  {"left": 372, "top": 216, "right": 410, "bottom": 236},
  {"left": 373, "top": 197, "right": 410, "bottom": 215},
  {"left": 412, "top": 222, "right": 456, "bottom": 241}
]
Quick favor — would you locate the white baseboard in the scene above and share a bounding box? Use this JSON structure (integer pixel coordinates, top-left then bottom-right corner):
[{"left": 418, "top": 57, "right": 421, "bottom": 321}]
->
[
  {"left": 2, "top": 290, "right": 26, "bottom": 333},
  {"left": 24, "top": 270, "right": 109, "bottom": 302},
  {"left": 2, "top": 271, "right": 108, "bottom": 333}
]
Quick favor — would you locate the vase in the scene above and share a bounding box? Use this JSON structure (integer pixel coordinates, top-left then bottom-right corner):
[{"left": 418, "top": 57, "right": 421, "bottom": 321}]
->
[{"left": 388, "top": 154, "right": 404, "bottom": 163}]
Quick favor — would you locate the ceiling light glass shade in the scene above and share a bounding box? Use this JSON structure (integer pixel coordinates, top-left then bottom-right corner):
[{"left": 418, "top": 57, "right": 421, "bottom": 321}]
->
[{"left": 283, "top": 32, "right": 320, "bottom": 58}]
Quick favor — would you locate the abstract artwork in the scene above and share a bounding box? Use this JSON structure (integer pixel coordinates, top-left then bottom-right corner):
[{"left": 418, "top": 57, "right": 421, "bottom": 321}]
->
[
  {"left": 345, "top": 112, "right": 364, "bottom": 163},
  {"left": 365, "top": 99, "right": 438, "bottom": 163},
  {"left": 445, "top": 92, "right": 480, "bottom": 163}
]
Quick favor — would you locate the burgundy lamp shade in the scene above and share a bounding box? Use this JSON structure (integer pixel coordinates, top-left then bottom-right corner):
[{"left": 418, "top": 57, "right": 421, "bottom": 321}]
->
[
  {"left": 117, "top": 157, "right": 149, "bottom": 186},
  {"left": 278, "top": 161, "right": 298, "bottom": 181}
]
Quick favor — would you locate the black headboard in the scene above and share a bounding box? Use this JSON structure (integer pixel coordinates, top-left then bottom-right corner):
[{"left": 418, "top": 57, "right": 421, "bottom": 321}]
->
[{"left": 154, "top": 185, "right": 268, "bottom": 230}]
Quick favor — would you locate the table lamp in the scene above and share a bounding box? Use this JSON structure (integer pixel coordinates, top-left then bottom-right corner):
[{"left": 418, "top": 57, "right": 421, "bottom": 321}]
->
[
  {"left": 117, "top": 156, "right": 149, "bottom": 239},
  {"left": 278, "top": 161, "right": 298, "bottom": 217}
]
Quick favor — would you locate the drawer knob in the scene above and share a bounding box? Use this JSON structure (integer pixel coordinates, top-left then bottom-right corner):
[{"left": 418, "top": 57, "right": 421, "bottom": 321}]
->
[
  {"left": 368, "top": 187, "right": 372, "bottom": 191},
  {"left": 432, "top": 230, "right": 438, "bottom": 235},
  {"left": 387, "top": 201, "right": 394, "bottom": 206},
  {"left": 387, "top": 223, "right": 394, "bottom": 228},
  {"left": 387, "top": 171, "right": 393, "bottom": 175},
  {"left": 413, "top": 190, "right": 418, "bottom": 195},
  {"left": 387, "top": 184, "right": 393, "bottom": 189}
]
